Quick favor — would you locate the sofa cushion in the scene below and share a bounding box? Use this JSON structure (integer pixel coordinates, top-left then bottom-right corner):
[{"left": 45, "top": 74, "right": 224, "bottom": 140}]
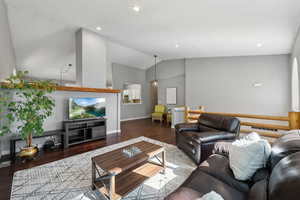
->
[
  {"left": 198, "top": 114, "right": 240, "bottom": 133},
  {"left": 165, "top": 187, "right": 202, "bottom": 200},
  {"left": 199, "top": 154, "right": 250, "bottom": 193},
  {"left": 269, "top": 133, "right": 300, "bottom": 169},
  {"left": 248, "top": 179, "right": 267, "bottom": 200},
  {"left": 182, "top": 131, "right": 236, "bottom": 144},
  {"left": 269, "top": 151, "right": 300, "bottom": 200},
  {"left": 180, "top": 169, "right": 247, "bottom": 200},
  {"left": 152, "top": 112, "right": 164, "bottom": 118}
]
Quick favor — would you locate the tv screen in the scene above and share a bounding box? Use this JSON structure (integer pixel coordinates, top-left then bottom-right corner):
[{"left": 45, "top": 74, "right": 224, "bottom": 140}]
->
[{"left": 69, "top": 98, "right": 106, "bottom": 120}]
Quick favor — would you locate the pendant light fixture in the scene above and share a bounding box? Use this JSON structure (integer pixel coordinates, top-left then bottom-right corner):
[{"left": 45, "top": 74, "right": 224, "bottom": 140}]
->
[{"left": 153, "top": 55, "right": 158, "bottom": 86}]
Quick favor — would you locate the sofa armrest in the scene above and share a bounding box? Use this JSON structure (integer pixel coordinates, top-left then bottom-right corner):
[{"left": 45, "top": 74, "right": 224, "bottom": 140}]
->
[
  {"left": 175, "top": 123, "right": 199, "bottom": 132},
  {"left": 212, "top": 141, "right": 233, "bottom": 157}
]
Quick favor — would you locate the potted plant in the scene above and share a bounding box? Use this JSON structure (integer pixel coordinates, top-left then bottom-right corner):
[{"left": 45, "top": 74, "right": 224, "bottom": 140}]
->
[{"left": 0, "top": 71, "right": 56, "bottom": 158}]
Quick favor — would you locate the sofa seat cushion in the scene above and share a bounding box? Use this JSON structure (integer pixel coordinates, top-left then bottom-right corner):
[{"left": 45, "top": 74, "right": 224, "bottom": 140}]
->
[
  {"left": 180, "top": 169, "right": 247, "bottom": 200},
  {"left": 199, "top": 154, "right": 250, "bottom": 193},
  {"left": 152, "top": 112, "right": 164, "bottom": 118},
  {"left": 182, "top": 131, "right": 236, "bottom": 144},
  {"left": 165, "top": 187, "right": 202, "bottom": 200}
]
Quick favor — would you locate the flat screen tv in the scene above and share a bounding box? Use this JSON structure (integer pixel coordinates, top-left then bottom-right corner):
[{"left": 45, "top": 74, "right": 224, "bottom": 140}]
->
[{"left": 69, "top": 98, "right": 106, "bottom": 120}]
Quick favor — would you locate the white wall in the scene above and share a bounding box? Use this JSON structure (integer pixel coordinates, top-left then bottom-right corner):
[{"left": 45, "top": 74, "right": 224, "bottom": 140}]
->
[
  {"left": 292, "top": 27, "right": 300, "bottom": 110},
  {"left": 186, "top": 55, "right": 290, "bottom": 115},
  {"left": 0, "top": 0, "right": 15, "bottom": 81},
  {"left": 76, "top": 29, "right": 107, "bottom": 88},
  {"left": 293, "top": 29, "right": 300, "bottom": 68}
]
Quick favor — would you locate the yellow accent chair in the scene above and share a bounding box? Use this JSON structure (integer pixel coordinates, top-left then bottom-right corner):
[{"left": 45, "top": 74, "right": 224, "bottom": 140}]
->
[{"left": 152, "top": 105, "right": 166, "bottom": 123}]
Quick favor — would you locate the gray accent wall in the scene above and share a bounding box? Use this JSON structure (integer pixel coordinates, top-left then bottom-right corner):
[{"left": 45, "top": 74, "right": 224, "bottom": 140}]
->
[
  {"left": 146, "top": 59, "right": 185, "bottom": 112},
  {"left": 112, "top": 63, "right": 150, "bottom": 120},
  {"left": 185, "top": 55, "right": 290, "bottom": 115},
  {"left": 0, "top": 0, "right": 15, "bottom": 81}
]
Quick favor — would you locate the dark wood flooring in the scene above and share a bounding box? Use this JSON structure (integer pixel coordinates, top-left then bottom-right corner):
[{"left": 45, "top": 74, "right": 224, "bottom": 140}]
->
[{"left": 0, "top": 119, "right": 175, "bottom": 200}]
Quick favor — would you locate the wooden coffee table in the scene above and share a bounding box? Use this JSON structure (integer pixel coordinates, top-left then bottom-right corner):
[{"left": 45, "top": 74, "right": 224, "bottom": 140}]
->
[{"left": 91, "top": 141, "right": 166, "bottom": 200}]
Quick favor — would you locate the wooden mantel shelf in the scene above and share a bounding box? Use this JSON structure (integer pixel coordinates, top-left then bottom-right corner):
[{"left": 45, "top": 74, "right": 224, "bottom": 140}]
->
[
  {"left": 1, "top": 82, "right": 121, "bottom": 93},
  {"left": 56, "top": 86, "right": 121, "bottom": 93}
]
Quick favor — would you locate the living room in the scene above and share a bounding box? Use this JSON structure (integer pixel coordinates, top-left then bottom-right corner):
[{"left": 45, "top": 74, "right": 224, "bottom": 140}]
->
[{"left": 1, "top": 0, "right": 300, "bottom": 200}]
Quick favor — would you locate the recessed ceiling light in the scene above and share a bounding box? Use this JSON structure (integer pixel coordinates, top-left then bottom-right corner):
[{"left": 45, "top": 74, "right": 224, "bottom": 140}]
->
[
  {"left": 256, "top": 43, "right": 263, "bottom": 47},
  {"left": 96, "top": 26, "right": 102, "bottom": 31},
  {"left": 175, "top": 44, "right": 180, "bottom": 48},
  {"left": 132, "top": 5, "right": 141, "bottom": 12}
]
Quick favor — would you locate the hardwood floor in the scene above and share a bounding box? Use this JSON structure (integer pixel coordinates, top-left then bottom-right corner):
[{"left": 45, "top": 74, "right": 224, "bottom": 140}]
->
[{"left": 0, "top": 119, "right": 175, "bottom": 200}]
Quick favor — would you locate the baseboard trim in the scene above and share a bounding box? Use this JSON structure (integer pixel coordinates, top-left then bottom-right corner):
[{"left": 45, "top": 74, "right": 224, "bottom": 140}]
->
[
  {"left": 121, "top": 116, "right": 150, "bottom": 122},
  {"left": 107, "top": 129, "right": 121, "bottom": 134}
]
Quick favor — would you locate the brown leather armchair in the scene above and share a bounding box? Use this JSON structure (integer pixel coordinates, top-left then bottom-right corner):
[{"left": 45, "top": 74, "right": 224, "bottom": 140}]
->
[
  {"left": 166, "top": 133, "right": 300, "bottom": 200},
  {"left": 175, "top": 113, "right": 240, "bottom": 165}
]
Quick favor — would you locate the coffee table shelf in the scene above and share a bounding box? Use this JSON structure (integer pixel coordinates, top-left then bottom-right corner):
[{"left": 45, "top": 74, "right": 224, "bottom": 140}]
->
[
  {"left": 94, "top": 162, "right": 164, "bottom": 199},
  {"left": 91, "top": 141, "right": 166, "bottom": 200}
]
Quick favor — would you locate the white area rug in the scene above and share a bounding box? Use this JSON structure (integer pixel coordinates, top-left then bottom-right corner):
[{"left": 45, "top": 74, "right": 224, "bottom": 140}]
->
[{"left": 10, "top": 137, "right": 196, "bottom": 200}]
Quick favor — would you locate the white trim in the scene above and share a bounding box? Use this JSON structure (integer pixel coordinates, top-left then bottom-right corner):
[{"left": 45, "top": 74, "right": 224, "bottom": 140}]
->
[
  {"left": 121, "top": 116, "right": 150, "bottom": 122},
  {"left": 1, "top": 150, "right": 10, "bottom": 157},
  {"left": 107, "top": 129, "right": 121, "bottom": 134}
]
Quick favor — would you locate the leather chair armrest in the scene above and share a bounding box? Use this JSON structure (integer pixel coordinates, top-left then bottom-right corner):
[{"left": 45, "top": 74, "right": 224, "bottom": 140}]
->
[
  {"left": 212, "top": 141, "right": 233, "bottom": 157},
  {"left": 175, "top": 123, "right": 199, "bottom": 132}
]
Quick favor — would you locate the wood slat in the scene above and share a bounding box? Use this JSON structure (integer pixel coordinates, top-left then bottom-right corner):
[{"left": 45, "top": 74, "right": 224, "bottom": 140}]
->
[
  {"left": 241, "top": 122, "right": 290, "bottom": 131},
  {"left": 188, "top": 110, "right": 289, "bottom": 121},
  {"left": 241, "top": 129, "right": 283, "bottom": 138}
]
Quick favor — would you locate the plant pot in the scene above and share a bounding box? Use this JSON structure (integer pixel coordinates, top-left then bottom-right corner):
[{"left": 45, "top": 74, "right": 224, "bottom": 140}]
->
[{"left": 18, "top": 146, "right": 38, "bottom": 158}]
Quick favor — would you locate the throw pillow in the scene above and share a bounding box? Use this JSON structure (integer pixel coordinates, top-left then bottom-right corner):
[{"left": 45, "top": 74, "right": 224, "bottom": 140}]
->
[
  {"left": 202, "top": 191, "right": 224, "bottom": 200},
  {"left": 229, "top": 132, "right": 271, "bottom": 181}
]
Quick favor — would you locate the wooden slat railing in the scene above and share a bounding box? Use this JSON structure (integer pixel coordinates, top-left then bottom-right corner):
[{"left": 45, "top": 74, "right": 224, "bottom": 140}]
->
[{"left": 185, "top": 106, "right": 300, "bottom": 138}]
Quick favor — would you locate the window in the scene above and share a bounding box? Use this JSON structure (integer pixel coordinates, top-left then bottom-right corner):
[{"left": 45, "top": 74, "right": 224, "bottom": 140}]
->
[
  {"left": 292, "top": 57, "right": 299, "bottom": 111},
  {"left": 123, "top": 83, "right": 142, "bottom": 104}
]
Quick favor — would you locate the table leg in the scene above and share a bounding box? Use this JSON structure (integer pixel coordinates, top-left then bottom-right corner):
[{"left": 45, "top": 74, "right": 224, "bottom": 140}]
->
[
  {"left": 162, "top": 150, "right": 166, "bottom": 174},
  {"left": 91, "top": 161, "right": 96, "bottom": 190},
  {"left": 109, "top": 175, "right": 116, "bottom": 199}
]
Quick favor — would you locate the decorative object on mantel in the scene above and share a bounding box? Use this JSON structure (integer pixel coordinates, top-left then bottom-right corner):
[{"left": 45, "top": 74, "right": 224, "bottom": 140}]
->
[
  {"left": 60, "top": 64, "right": 73, "bottom": 85},
  {"left": 0, "top": 71, "right": 56, "bottom": 159}
]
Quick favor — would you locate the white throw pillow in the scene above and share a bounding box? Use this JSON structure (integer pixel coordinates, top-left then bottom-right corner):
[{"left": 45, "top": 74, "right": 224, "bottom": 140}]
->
[
  {"left": 229, "top": 132, "right": 271, "bottom": 181},
  {"left": 201, "top": 191, "right": 224, "bottom": 200}
]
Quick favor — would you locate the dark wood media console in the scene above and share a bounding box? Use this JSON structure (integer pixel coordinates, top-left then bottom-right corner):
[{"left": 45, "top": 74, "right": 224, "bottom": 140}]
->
[{"left": 63, "top": 118, "right": 107, "bottom": 149}]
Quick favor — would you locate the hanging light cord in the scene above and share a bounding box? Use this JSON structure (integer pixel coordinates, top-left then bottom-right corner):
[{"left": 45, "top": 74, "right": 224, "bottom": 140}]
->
[{"left": 154, "top": 55, "right": 157, "bottom": 81}]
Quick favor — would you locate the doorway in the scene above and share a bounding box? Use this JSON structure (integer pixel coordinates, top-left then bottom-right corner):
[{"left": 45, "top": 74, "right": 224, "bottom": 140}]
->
[{"left": 150, "top": 81, "right": 158, "bottom": 111}]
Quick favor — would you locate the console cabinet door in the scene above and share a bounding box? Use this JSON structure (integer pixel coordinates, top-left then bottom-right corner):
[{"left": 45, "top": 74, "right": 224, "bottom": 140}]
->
[{"left": 92, "top": 126, "right": 106, "bottom": 138}]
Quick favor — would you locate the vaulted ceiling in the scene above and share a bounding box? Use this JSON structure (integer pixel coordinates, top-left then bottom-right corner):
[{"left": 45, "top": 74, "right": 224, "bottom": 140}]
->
[{"left": 5, "top": 0, "right": 300, "bottom": 75}]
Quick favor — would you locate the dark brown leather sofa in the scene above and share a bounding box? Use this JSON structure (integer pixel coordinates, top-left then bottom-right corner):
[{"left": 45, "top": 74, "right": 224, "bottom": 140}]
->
[
  {"left": 175, "top": 113, "right": 240, "bottom": 164},
  {"left": 166, "top": 133, "right": 300, "bottom": 200}
]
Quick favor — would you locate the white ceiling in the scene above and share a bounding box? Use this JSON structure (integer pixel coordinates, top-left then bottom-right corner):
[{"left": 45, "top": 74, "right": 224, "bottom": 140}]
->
[{"left": 5, "top": 0, "right": 300, "bottom": 73}]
